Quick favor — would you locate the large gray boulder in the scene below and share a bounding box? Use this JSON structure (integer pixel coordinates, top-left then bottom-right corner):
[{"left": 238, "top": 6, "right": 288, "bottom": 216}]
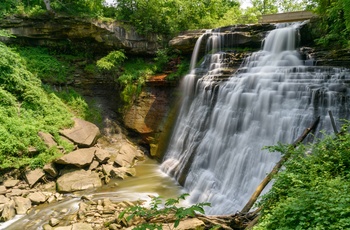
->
[
  {"left": 55, "top": 147, "right": 97, "bottom": 168},
  {"left": 59, "top": 118, "right": 100, "bottom": 147},
  {"left": 56, "top": 170, "right": 102, "bottom": 193}
]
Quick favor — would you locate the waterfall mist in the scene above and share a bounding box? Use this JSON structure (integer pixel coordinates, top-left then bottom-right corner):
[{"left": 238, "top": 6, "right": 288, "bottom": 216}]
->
[{"left": 161, "top": 23, "right": 350, "bottom": 215}]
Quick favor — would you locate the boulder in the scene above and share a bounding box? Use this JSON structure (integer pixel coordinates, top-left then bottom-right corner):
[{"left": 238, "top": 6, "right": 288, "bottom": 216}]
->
[
  {"left": 49, "top": 217, "right": 60, "bottom": 227},
  {"left": 13, "top": 196, "right": 32, "bottom": 215},
  {"left": 111, "top": 167, "right": 136, "bottom": 179},
  {"left": 59, "top": 118, "right": 100, "bottom": 147},
  {"left": 27, "top": 192, "right": 48, "bottom": 204},
  {"left": 94, "top": 148, "right": 110, "bottom": 163},
  {"left": 56, "top": 170, "right": 102, "bottom": 193},
  {"left": 0, "top": 186, "right": 6, "bottom": 195},
  {"left": 115, "top": 143, "right": 144, "bottom": 167},
  {"left": 38, "top": 131, "right": 57, "bottom": 148},
  {"left": 43, "top": 162, "right": 59, "bottom": 178},
  {"left": 8, "top": 188, "right": 23, "bottom": 197},
  {"left": 102, "top": 164, "right": 114, "bottom": 176},
  {"left": 1, "top": 199, "right": 16, "bottom": 221},
  {"left": 25, "top": 168, "right": 45, "bottom": 187},
  {"left": 55, "top": 147, "right": 97, "bottom": 168},
  {"left": 0, "top": 195, "right": 10, "bottom": 204},
  {"left": 4, "top": 179, "right": 20, "bottom": 188},
  {"left": 88, "top": 160, "right": 100, "bottom": 170}
]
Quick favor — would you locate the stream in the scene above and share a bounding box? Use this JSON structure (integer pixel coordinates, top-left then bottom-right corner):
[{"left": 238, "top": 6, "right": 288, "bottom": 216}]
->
[
  {"left": 1, "top": 82, "right": 184, "bottom": 229},
  {"left": 2, "top": 158, "right": 184, "bottom": 230}
]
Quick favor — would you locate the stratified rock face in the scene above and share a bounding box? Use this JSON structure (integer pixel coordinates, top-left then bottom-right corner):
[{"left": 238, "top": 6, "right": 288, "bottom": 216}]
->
[
  {"left": 169, "top": 24, "right": 276, "bottom": 54},
  {"left": 59, "top": 118, "right": 100, "bottom": 147},
  {"left": 0, "top": 15, "right": 163, "bottom": 55},
  {"left": 56, "top": 169, "right": 102, "bottom": 193},
  {"left": 123, "top": 85, "right": 177, "bottom": 138}
]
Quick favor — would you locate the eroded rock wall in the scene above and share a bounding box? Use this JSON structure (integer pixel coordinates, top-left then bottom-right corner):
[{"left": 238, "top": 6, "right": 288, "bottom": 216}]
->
[{"left": 0, "top": 14, "right": 164, "bottom": 55}]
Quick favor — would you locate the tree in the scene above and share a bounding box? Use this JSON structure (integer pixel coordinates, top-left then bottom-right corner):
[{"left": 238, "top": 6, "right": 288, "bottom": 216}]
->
[
  {"left": 249, "top": 0, "right": 310, "bottom": 14},
  {"left": 250, "top": 0, "right": 278, "bottom": 14}
]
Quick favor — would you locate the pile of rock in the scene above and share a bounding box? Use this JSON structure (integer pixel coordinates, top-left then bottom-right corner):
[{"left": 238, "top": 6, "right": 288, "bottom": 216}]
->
[
  {"left": 0, "top": 118, "right": 145, "bottom": 225},
  {"left": 41, "top": 196, "right": 208, "bottom": 230},
  {"left": 0, "top": 179, "right": 65, "bottom": 222}
]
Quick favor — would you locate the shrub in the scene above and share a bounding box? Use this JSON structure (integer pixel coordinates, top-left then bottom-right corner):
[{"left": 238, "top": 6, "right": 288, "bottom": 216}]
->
[
  {"left": 0, "top": 41, "right": 74, "bottom": 170},
  {"left": 15, "top": 46, "right": 72, "bottom": 84},
  {"left": 255, "top": 124, "right": 350, "bottom": 229}
]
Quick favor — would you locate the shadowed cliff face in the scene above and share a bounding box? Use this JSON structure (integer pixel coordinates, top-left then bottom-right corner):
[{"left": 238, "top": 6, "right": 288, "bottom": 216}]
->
[{"left": 0, "top": 14, "right": 164, "bottom": 55}]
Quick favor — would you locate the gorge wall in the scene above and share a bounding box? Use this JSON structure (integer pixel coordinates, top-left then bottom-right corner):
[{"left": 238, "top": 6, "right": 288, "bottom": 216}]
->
[
  {"left": 1, "top": 15, "right": 350, "bottom": 158},
  {"left": 0, "top": 14, "right": 164, "bottom": 55}
]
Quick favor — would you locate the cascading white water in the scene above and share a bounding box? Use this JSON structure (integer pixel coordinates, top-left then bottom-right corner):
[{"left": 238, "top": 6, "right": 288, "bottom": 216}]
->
[{"left": 161, "top": 23, "right": 350, "bottom": 215}]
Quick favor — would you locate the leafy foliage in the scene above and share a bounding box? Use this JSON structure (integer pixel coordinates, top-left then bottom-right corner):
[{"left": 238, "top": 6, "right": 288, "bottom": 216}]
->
[
  {"left": 0, "top": 41, "right": 76, "bottom": 170},
  {"left": 119, "top": 194, "right": 210, "bottom": 229},
  {"left": 114, "top": 0, "right": 244, "bottom": 35},
  {"left": 117, "top": 58, "right": 154, "bottom": 109},
  {"left": 254, "top": 124, "right": 350, "bottom": 229},
  {"left": 96, "top": 50, "right": 126, "bottom": 71},
  {"left": 312, "top": 0, "right": 350, "bottom": 48},
  {"left": 46, "top": 86, "right": 102, "bottom": 124},
  {"left": 15, "top": 46, "right": 72, "bottom": 84}
]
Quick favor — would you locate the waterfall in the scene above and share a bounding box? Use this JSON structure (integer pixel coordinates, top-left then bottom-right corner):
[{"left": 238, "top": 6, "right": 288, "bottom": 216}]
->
[{"left": 161, "top": 23, "right": 350, "bottom": 215}]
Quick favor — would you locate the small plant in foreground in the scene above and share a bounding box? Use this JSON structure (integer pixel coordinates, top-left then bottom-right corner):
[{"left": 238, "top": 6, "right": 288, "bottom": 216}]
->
[{"left": 119, "top": 193, "right": 210, "bottom": 229}]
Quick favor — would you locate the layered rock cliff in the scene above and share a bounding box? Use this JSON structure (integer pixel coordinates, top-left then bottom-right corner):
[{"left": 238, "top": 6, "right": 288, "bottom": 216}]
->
[{"left": 0, "top": 14, "right": 164, "bottom": 55}]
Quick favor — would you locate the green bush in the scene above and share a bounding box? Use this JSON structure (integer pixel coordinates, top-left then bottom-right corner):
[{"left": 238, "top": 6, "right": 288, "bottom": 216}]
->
[
  {"left": 96, "top": 50, "right": 126, "bottom": 71},
  {"left": 15, "top": 46, "right": 72, "bottom": 84},
  {"left": 0, "top": 41, "right": 74, "bottom": 170},
  {"left": 50, "top": 87, "right": 102, "bottom": 124},
  {"left": 117, "top": 58, "right": 154, "bottom": 109},
  {"left": 255, "top": 125, "right": 350, "bottom": 229}
]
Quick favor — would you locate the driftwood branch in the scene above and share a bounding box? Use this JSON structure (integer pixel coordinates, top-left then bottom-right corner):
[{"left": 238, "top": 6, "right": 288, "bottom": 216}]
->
[{"left": 240, "top": 116, "right": 320, "bottom": 214}]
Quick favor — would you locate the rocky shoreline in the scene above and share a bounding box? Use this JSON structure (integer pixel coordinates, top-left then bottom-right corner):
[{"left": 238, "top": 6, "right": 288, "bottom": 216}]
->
[
  {"left": 0, "top": 116, "right": 230, "bottom": 230},
  {"left": 0, "top": 117, "right": 151, "bottom": 229}
]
